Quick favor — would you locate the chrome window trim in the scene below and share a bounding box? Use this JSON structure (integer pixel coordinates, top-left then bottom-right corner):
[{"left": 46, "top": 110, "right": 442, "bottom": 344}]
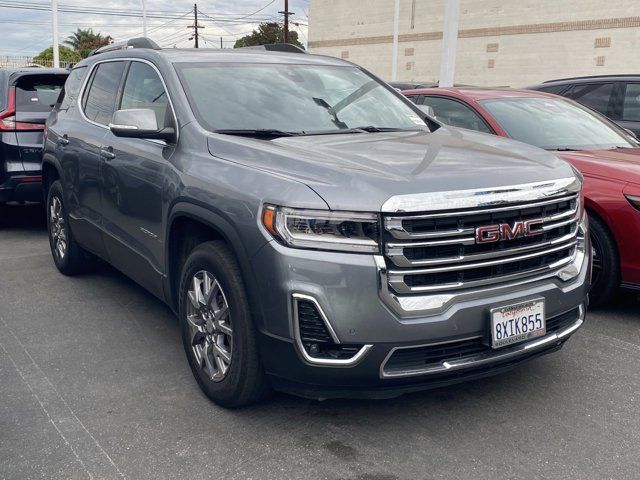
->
[
  {"left": 291, "top": 293, "right": 372, "bottom": 367},
  {"left": 379, "top": 304, "right": 585, "bottom": 379},
  {"left": 381, "top": 177, "right": 581, "bottom": 213},
  {"left": 77, "top": 57, "right": 179, "bottom": 144}
]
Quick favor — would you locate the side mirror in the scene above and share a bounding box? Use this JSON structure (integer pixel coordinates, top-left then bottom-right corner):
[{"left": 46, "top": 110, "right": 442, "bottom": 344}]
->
[
  {"left": 417, "top": 104, "right": 436, "bottom": 118},
  {"left": 109, "top": 108, "right": 175, "bottom": 142}
]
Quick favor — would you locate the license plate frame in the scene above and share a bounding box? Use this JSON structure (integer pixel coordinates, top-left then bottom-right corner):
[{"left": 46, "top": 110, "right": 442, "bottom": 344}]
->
[{"left": 490, "top": 298, "right": 546, "bottom": 349}]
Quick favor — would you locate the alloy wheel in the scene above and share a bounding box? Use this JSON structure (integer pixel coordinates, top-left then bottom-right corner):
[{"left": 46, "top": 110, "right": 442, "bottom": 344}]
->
[
  {"left": 591, "top": 234, "right": 602, "bottom": 287},
  {"left": 186, "top": 270, "right": 233, "bottom": 382},
  {"left": 49, "top": 196, "right": 67, "bottom": 261}
]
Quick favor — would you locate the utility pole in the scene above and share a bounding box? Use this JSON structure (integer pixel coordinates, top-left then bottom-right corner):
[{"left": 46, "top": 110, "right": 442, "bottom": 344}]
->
[
  {"left": 439, "top": 0, "right": 460, "bottom": 87},
  {"left": 278, "top": 0, "right": 293, "bottom": 43},
  {"left": 188, "top": 3, "right": 203, "bottom": 48},
  {"left": 391, "top": 0, "right": 400, "bottom": 81},
  {"left": 142, "top": 0, "right": 147, "bottom": 37},
  {"left": 51, "top": 0, "right": 59, "bottom": 68},
  {"left": 220, "top": 36, "right": 223, "bottom": 49}
]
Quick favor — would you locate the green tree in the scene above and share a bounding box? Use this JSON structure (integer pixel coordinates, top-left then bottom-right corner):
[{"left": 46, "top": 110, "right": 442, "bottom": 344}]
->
[
  {"left": 64, "top": 28, "right": 112, "bottom": 59},
  {"left": 33, "top": 45, "right": 81, "bottom": 66},
  {"left": 234, "top": 22, "right": 304, "bottom": 49}
]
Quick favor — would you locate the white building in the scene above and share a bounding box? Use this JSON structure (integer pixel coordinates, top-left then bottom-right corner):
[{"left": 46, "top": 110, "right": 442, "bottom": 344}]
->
[{"left": 308, "top": 0, "right": 640, "bottom": 86}]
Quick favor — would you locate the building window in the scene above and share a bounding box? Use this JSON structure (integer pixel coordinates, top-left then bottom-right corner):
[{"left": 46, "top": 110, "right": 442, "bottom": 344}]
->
[
  {"left": 488, "top": 59, "right": 495, "bottom": 68},
  {"left": 405, "top": 48, "right": 414, "bottom": 56},
  {"left": 594, "top": 37, "right": 611, "bottom": 48},
  {"left": 486, "top": 43, "right": 499, "bottom": 52},
  {"left": 596, "top": 56, "right": 605, "bottom": 66},
  {"left": 341, "top": 50, "right": 349, "bottom": 59}
]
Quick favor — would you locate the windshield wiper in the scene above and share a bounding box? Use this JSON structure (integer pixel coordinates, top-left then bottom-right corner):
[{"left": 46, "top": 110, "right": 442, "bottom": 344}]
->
[
  {"left": 214, "top": 129, "right": 301, "bottom": 138},
  {"left": 548, "top": 147, "right": 580, "bottom": 151},
  {"left": 351, "top": 126, "right": 422, "bottom": 133},
  {"left": 291, "top": 126, "right": 423, "bottom": 136}
]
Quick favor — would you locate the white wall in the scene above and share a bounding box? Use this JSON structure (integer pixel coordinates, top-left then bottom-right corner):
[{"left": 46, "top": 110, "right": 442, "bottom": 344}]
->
[{"left": 308, "top": 0, "right": 640, "bottom": 86}]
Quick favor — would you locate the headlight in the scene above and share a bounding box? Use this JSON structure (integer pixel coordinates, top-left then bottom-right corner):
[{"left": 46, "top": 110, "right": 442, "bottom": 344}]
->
[
  {"left": 261, "top": 205, "right": 380, "bottom": 253},
  {"left": 625, "top": 194, "right": 640, "bottom": 212}
]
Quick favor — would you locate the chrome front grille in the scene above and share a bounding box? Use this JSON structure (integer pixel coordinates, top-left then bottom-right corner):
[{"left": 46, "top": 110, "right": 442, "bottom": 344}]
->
[{"left": 382, "top": 193, "right": 581, "bottom": 295}]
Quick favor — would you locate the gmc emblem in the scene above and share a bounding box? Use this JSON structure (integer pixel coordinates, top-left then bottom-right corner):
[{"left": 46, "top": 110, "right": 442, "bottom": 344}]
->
[{"left": 475, "top": 219, "right": 544, "bottom": 244}]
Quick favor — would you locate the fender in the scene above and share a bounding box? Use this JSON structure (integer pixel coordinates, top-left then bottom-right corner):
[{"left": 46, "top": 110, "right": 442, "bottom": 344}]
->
[{"left": 165, "top": 201, "right": 267, "bottom": 330}]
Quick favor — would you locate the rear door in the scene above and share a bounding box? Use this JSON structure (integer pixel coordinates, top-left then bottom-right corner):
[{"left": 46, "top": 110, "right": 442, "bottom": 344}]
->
[
  {"left": 13, "top": 73, "right": 67, "bottom": 172},
  {"left": 64, "top": 60, "right": 127, "bottom": 255},
  {"left": 619, "top": 82, "right": 640, "bottom": 137}
]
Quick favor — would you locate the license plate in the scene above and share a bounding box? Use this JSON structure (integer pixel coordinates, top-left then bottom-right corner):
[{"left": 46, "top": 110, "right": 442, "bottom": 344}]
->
[{"left": 490, "top": 298, "right": 546, "bottom": 349}]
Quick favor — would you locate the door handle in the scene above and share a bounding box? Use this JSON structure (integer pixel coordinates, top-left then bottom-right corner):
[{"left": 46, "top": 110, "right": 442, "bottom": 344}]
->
[
  {"left": 100, "top": 147, "right": 116, "bottom": 160},
  {"left": 57, "top": 135, "right": 69, "bottom": 146}
]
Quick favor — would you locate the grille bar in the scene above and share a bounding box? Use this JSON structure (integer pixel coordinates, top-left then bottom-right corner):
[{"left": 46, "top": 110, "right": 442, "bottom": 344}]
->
[
  {"left": 387, "top": 227, "right": 578, "bottom": 267},
  {"left": 388, "top": 250, "right": 576, "bottom": 294},
  {"left": 384, "top": 194, "right": 579, "bottom": 241},
  {"left": 385, "top": 193, "right": 579, "bottom": 222}
]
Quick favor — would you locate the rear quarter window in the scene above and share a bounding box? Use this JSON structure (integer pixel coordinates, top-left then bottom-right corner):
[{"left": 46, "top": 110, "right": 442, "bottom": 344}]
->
[
  {"left": 58, "top": 66, "right": 87, "bottom": 110},
  {"left": 15, "top": 74, "right": 67, "bottom": 112}
]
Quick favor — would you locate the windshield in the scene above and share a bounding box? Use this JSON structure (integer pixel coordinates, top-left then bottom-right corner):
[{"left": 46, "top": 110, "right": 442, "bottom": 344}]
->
[
  {"left": 480, "top": 97, "right": 636, "bottom": 150},
  {"left": 174, "top": 62, "right": 426, "bottom": 134}
]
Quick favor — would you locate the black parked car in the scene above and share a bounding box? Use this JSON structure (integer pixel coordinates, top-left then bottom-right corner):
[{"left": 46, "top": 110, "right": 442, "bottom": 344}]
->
[
  {"left": 528, "top": 75, "right": 640, "bottom": 137},
  {"left": 0, "top": 67, "right": 68, "bottom": 211}
]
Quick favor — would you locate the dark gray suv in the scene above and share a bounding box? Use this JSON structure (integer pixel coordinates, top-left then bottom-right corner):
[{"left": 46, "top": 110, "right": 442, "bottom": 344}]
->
[{"left": 43, "top": 39, "right": 591, "bottom": 407}]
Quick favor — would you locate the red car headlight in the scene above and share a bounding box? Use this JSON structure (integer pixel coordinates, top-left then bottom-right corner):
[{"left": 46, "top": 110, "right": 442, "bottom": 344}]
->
[{"left": 625, "top": 194, "right": 640, "bottom": 212}]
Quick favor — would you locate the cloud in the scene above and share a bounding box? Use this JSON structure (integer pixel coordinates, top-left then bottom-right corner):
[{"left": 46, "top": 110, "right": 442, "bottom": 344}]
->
[{"left": 0, "top": 0, "right": 308, "bottom": 57}]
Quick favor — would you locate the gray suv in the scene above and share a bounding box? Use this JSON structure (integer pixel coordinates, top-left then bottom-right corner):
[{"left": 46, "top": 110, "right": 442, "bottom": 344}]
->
[{"left": 43, "top": 39, "right": 591, "bottom": 407}]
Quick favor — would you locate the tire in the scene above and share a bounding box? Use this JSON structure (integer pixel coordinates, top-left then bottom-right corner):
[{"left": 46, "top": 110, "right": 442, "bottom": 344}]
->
[
  {"left": 588, "top": 213, "right": 620, "bottom": 308},
  {"left": 46, "top": 180, "right": 95, "bottom": 275},
  {"left": 0, "top": 203, "right": 6, "bottom": 228},
  {"left": 179, "top": 241, "right": 271, "bottom": 408}
]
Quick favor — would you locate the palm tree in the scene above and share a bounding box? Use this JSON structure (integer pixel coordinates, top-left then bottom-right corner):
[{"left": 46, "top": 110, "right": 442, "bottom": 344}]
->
[{"left": 64, "top": 28, "right": 112, "bottom": 58}]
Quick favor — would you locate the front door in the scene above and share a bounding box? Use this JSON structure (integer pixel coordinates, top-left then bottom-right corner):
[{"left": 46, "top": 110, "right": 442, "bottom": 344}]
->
[{"left": 100, "top": 61, "right": 176, "bottom": 297}]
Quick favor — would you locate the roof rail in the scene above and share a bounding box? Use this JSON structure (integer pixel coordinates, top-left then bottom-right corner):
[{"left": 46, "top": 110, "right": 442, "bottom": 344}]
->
[
  {"left": 543, "top": 74, "right": 637, "bottom": 83},
  {"left": 240, "top": 43, "right": 307, "bottom": 54},
  {"left": 90, "top": 37, "right": 161, "bottom": 57}
]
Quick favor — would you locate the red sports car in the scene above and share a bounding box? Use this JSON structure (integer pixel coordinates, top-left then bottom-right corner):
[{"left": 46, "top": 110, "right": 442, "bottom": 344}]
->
[{"left": 404, "top": 87, "right": 640, "bottom": 306}]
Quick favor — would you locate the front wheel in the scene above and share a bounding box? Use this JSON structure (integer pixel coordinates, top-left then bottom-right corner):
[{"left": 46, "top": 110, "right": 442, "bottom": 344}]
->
[
  {"left": 179, "top": 241, "right": 271, "bottom": 407},
  {"left": 588, "top": 213, "right": 620, "bottom": 308}
]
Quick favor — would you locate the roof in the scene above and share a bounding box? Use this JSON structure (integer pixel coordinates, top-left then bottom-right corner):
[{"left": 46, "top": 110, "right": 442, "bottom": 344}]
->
[
  {"left": 0, "top": 67, "right": 68, "bottom": 75},
  {"left": 541, "top": 74, "right": 640, "bottom": 84},
  {"left": 401, "top": 86, "right": 558, "bottom": 102},
  {"left": 78, "top": 46, "right": 350, "bottom": 68}
]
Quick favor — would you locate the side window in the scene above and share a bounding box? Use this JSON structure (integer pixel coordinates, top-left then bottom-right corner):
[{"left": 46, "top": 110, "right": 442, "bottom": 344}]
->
[
  {"left": 82, "top": 62, "right": 126, "bottom": 126},
  {"left": 421, "top": 96, "right": 492, "bottom": 134},
  {"left": 537, "top": 85, "right": 567, "bottom": 95},
  {"left": 119, "top": 62, "right": 172, "bottom": 129},
  {"left": 568, "top": 83, "right": 615, "bottom": 116},
  {"left": 622, "top": 83, "right": 640, "bottom": 122},
  {"left": 58, "top": 66, "right": 87, "bottom": 110},
  {"left": 405, "top": 95, "right": 421, "bottom": 105}
]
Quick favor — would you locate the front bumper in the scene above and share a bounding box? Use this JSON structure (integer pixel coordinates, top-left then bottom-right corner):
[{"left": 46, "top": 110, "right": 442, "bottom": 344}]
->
[{"left": 250, "top": 234, "right": 590, "bottom": 398}]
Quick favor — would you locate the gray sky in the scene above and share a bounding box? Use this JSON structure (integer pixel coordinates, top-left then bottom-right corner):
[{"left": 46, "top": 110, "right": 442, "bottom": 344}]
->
[{"left": 0, "top": 0, "right": 309, "bottom": 57}]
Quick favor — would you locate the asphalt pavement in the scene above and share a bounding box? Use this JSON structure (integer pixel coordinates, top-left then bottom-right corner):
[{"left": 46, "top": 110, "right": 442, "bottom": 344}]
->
[{"left": 1, "top": 204, "right": 639, "bottom": 480}]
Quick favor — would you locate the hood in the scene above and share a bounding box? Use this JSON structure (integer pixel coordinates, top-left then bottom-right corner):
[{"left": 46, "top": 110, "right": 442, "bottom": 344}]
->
[
  {"left": 207, "top": 127, "right": 576, "bottom": 211},
  {"left": 557, "top": 147, "right": 640, "bottom": 186}
]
